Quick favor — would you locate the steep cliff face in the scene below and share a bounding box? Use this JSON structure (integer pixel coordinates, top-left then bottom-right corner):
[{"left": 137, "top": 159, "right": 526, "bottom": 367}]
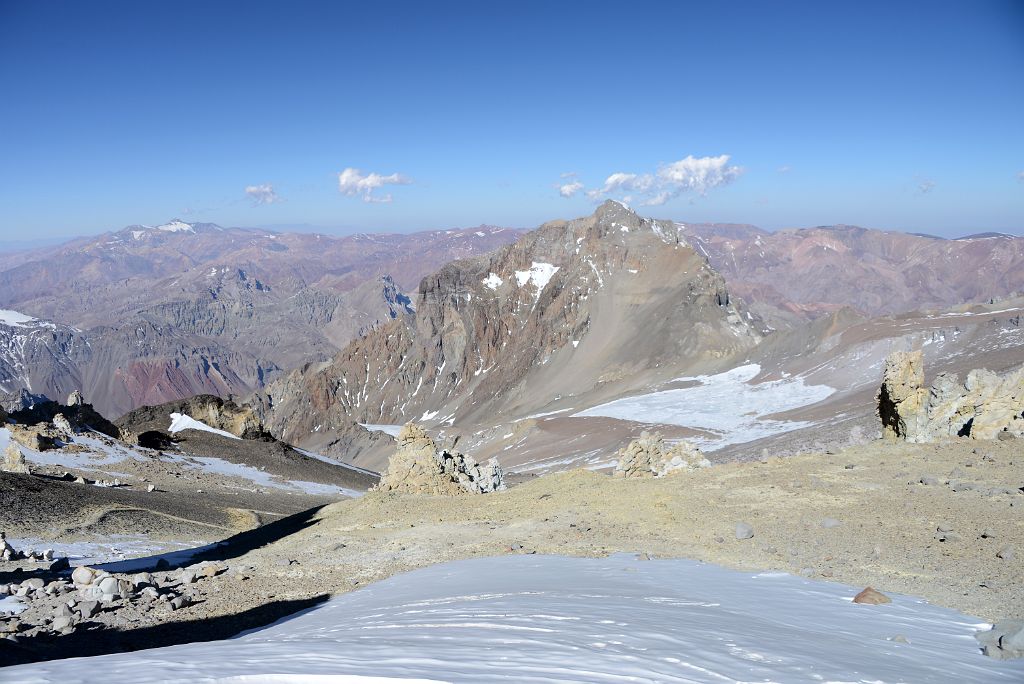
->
[{"left": 261, "top": 202, "right": 762, "bottom": 449}]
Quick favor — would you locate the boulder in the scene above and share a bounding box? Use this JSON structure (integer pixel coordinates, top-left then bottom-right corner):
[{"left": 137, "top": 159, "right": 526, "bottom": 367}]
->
[
  {"left": 374, "top": 423, "right": 505, "bottom": 495},
  {"left": 2, "top": 442, "right": 30, "bottom": 474},
  {"left": 976, "top": 619, "right": 1024, "bottom": 659},
  {"left": 66, "top": 390, "right": 85, "bottom": 407},
  {"left": 613, "top": 432, "right": 710, "bottom": 478},
  {"left": 878, "top": 351, "right": 1024, "bottom": 442},
  {"left": 52, "top": 413, "right": 75, "bottom": 436}
]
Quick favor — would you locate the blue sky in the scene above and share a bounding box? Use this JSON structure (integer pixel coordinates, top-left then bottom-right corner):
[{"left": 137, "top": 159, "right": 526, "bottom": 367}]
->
[{"left": 1, "top": 0, "right": 1022, "bottom": 240}]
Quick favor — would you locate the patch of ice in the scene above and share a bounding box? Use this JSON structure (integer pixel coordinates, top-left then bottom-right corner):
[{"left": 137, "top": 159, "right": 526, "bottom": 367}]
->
[
  {"left": 481, "top": 273, "right": 503, "bottom": 290},
  {"left": 0, "top": 596, "right": 27, "bottom": 615},
  {"left": 287, "top": 480, "right": 363, "bottom": 498},
  {"left": 359, "top": 424, "right": 403, "bottom": 437},
  {"left": 574, "top": 364, "right": 835, "bottom": 451},
  {"left": 168, "top": 413, "right": 240, "bottom": 440},
  {"left": 0, "top": 309, "right": 38, "bottom": 327},
  {"left": 7, "top": 554, "right": 1021, "bottom": 683}
]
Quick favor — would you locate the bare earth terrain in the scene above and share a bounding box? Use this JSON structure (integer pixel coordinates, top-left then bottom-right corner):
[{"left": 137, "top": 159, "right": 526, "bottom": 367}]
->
[{"left": 2, "top": 436, "right": 1021, "bottom": 666}]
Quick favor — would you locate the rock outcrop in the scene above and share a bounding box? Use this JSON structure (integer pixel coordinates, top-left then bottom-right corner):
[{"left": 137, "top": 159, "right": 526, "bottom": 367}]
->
[
  {"left": 613, "top": 432, "right": 710, "bottom": 478},
  {"left": 2, "top": 442, "right": 30, "bottom": 474},
  {"left": 117, "top": 394, "right": 269, "bottom": 443},
  {"left": 374, "top": 424, "right": 505, "bottom": 495},
  {"left": 878, "top": 351, "right": 1024, "bottom": 442},
  {"left": 976, "top": 620, "right": 1024, "bottom": 660},
  {"left": 9, "top": 394, "right": 121, "bottom": 440}
]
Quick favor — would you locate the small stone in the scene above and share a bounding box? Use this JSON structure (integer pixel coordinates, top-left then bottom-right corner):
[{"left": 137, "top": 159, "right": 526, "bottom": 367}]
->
[
  {"left": 821, "top": 518, "right": 843, "bottom": 529},
  {"left": 888, "top": 634, "right": 910, "bottom": 644},
  {"left": 735, "top": 522, "right": 754, "bottom": 540},
  {"left": 147, "top": 485, "right": 156, "bottom": 492},
  {"left": 919, "top": 475, "right": 940, "bottom": 486},
  {"left": 51, "top": 616, "right": 74, "bottom": 632},
  {"left": 996, "top": 546, "right": 1015, "bottom": 560},
  {"left": 981, "top": 529, "right": 996, "bottom": 539},
  {"left": 77, "top": 600, "right": 99, "bottom": 618},
  {"left": 20, "top": 578, "right": 44, "bottom": 591},
  {"left": 852, "top": 587, "right": 892, "bottom": 605}
]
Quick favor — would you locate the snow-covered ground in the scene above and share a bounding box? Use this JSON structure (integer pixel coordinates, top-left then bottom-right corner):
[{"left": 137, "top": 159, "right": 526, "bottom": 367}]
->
[
  {"left": 7, "top": 536, "right": 209, "bottom": 568},
  {"left": 0, "top": 309, "right": 38, "bottom": 327},
  {"left": 574, "top": 364, "right": 835, "bottom": 450},
  {"left": 7, "top": 554, "right": 1021, "bottom": 682},
  {"left": 359, "top": 423, "right": 404, "bottom": 437}
]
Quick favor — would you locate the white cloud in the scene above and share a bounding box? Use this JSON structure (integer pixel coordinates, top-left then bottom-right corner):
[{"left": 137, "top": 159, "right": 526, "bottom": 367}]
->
[
  {"left": 777, "top": 165, "right": 792, "bottom": 173},
  {"left": 245, "top": 184, "right": 280, "bottom": 206},
  {"left": 1017, "top": 171, "right": 1024, "bottom": 183},
  {"left": 558, "top": 180, "right": 584, "bottom": 198},
  {"left": 917, "top": 179, "right": 936, "bottom": 194},
  {"left": 337, "top": 167, "right": 411, "bottom": 203},
  {"left": 584, "top": 155, "right": 742, "bottom": 206}
]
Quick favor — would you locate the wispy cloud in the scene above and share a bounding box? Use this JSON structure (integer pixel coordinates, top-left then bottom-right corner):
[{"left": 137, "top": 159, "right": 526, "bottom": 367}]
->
[
  {"left": 245, "top": 183, "right": 280, "bottom": 206},
  {"left": 917, "top": 179, "right": 936, "bottom": 194},
  {"left": 338, "top": 167, "right": 411, "bottom": 203},
  {"left": 558, "top": 180, "right": 584, "bottom": 198},
  {"left": 563, "top": 155, "right": 742, "bottom": 206},
  {"left": 1017, "top": 170, "right": 1024, "bottom": 184},
  {"left": 777, "top": 165, "right": 792, "bottom": 174}
]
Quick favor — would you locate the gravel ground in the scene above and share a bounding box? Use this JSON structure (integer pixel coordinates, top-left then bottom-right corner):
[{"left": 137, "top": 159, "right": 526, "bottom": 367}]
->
[{"left": 2, "top": 436, "right": 1021, "bottom": 666}]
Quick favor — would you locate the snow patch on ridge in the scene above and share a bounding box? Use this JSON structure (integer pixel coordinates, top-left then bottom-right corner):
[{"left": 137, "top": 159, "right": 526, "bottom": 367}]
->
[
  {"left": 574, "top": 364, "right": 835, "bottom": 450},
  {"left": 481, "top": 273, "right": 503, "bottom": 290},
  {"left": 514, "top": 262, "right": 559, "bottom": 297},
  {"left": 0, "top": 309, "right": 40, "bottom": 328},
  {"left": 154, "top": 220, "right": 195, "bottom": 233},
  {"left": 168, "top": 413, "right": 240, "bottom": 440}
]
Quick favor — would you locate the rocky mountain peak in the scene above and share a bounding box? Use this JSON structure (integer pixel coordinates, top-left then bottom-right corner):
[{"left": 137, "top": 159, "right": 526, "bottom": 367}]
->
[{"left": 260, "top": 204, "right": 761, "bottom": 451}]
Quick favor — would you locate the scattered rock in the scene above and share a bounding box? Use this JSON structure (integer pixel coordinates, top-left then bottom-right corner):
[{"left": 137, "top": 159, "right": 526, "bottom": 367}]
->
[
  {"left": 852, "top": 587, "right": 892, "bottom": 605},
  {"left": 613, "top": 432, "right": 710, "bottom": 478},
  {"left": 821, "top": 518, "right": 843, "bottom": 529},
  {"left": 996, "top": 545, "right": 1015, "bottom": 560},
  {"left": 735, "top": 522, "right": 754, "bottom": 540}
]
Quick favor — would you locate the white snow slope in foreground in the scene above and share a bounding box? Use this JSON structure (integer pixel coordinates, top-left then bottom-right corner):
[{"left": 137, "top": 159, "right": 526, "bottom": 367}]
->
[
  {"left": 8, "top": 554, "right": 1021, "bottom": 683},
  {"left": 167, "top": 412, "right": 241, "bottom": 440},
  {"left": 575, "top": 364, "right": 835, "bottom": 450}
]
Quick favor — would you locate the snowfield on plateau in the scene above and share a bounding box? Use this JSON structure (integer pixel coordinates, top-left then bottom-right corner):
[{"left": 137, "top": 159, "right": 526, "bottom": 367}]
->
[
  {"left": 5, "top": 554, "right": 1021, "bottom": 683},
  {"left": 574, "top": 364, "right": 836, "bottom": 450}
]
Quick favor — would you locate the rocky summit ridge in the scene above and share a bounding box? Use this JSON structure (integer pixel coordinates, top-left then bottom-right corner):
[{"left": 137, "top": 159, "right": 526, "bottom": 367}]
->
[{"left": 259, "top": 201, "right": 762, "bottom": 452}]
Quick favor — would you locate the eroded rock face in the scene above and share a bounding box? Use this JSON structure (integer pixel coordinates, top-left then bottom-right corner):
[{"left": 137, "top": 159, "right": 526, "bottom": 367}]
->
[
  {"left": 8, "top": 425, "right": 58, "bottom": 452},
  {"left": 375, "top": 423, "right": 505, "bottom": 495},
  {"left": 613, "top": 432, "right": 710, "bottom": 478},
  {"left": 879, "top": 351, "right": 1024, "bottom": 442}
]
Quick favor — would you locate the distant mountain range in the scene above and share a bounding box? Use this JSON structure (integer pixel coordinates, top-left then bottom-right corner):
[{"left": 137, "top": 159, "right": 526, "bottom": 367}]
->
[
  {"left": 679, "top": 222, "right": 1024, "bottom": 327},
  {"left": 1, "top": 214, "right": 1021, "bottom": 424},
  {"left": 0, "top": 220, "right": 522, "bottom": 416}
]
